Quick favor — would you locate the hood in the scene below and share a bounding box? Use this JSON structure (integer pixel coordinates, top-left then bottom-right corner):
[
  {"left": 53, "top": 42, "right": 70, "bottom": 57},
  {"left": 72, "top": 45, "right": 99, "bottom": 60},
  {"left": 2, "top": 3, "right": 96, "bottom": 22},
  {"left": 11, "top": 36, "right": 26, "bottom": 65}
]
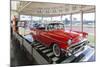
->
[{"left": 47, "top": 30, "right": 80, "bottom": 40}]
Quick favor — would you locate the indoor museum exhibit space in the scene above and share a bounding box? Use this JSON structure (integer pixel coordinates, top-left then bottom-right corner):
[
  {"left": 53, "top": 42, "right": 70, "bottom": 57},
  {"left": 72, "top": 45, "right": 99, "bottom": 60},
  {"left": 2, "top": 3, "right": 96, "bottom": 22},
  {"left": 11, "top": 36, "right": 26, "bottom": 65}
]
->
[{"left": 11, "top": 0, "right": 95, "bottom": 67}]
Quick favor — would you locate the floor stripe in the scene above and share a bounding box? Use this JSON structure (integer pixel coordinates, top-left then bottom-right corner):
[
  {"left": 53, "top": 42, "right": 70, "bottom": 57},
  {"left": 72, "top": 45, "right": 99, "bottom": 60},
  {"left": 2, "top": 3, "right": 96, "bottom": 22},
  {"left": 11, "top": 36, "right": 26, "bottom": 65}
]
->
[
  {"left": 36, "top": 45, "right": 44, "bottom": 48},
  {"left": 42, "top": 49, "right": 52, "bottom": 53},
  {"left": 52, "top": 57, "right": 59, "bottom": 62},
  {"left": 39, "top": 47, "right": 47, "bottom": 50},
  {"left": 47, "top": 52, "right": 54, "bottom": 57}
]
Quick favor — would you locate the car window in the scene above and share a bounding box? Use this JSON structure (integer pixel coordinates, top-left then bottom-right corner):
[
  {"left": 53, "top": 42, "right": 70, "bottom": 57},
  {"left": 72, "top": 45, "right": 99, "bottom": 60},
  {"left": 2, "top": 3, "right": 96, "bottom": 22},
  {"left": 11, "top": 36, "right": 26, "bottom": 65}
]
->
[{"left": 47, "top": 23, "right": 64, "bottom": 31}]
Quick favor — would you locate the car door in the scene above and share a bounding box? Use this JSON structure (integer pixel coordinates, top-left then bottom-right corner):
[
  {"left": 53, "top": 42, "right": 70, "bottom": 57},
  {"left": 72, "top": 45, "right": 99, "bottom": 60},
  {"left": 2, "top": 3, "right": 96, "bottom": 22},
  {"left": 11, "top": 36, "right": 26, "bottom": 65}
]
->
[{"left": 39, "top": 31, "right": 52, "bottom": 47}]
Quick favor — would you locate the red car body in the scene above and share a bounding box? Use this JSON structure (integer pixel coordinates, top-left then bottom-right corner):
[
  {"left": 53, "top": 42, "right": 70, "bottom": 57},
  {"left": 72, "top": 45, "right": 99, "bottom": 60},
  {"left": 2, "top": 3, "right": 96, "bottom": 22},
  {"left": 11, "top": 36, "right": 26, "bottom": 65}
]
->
[{"left": 31, "top": 23, "right": 88, "bottom": 56}]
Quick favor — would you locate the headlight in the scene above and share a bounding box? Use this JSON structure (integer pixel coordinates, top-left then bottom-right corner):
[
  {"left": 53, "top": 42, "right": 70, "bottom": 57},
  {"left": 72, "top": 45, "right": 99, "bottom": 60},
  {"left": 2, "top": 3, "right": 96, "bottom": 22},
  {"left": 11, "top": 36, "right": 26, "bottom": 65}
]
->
[
  {"left": 85, "top": 35, "right": 88, "bottom": 38},
  {"left": 79, "top": 36, "right": 83, "bottom": 40},
  {"left": 79, "top": 34, "right": 83, "bottom": 40},
  {"left": 79, "top": 34, "right": 83, "bottom": 37},
  {"left": 67, "top": 39, "right": 72, "bottom": 45}
]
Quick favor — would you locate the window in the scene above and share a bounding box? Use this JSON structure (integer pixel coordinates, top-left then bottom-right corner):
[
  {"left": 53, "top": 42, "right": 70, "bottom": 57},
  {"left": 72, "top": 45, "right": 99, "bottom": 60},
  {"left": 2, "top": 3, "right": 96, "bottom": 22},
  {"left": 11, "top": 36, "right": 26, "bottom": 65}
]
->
[
  {"left": 72, "top": 13, "right": 81, "bottom": 31},
  {"left": 83, "top": 13, "right": 95, "bottom": 44},
  {"left": 62, "top": 15, "right": 70, "bottom": 30},
  {"left": 43, "top": 17, "right": 51, "bottom": 21},
  {"left": 20, "top": 15, "right": 31, "bottom": 21},
  {"left": 32, "top": 16, "right": 41, "bottom": 21},
  {"left": 52, "top": 16, "right": 61, "bottom": 21},
  {"left": 47, "top": 23, "right": 64, "bottom": 31}
]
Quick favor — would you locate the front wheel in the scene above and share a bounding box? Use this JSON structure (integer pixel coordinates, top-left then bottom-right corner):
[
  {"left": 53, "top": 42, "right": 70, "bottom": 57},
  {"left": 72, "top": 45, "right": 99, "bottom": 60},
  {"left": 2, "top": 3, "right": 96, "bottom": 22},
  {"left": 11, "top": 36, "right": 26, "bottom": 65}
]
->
[{"left": 52, "top": 44, "right": 61, "bottom": 57}]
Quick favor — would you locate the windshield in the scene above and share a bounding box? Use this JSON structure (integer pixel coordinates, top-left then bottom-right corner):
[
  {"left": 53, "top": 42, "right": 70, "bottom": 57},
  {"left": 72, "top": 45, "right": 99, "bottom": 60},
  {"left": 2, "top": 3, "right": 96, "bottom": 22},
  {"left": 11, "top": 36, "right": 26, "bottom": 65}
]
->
[{"left": 47, "top": 23, "right": 64, "bottom": 30}]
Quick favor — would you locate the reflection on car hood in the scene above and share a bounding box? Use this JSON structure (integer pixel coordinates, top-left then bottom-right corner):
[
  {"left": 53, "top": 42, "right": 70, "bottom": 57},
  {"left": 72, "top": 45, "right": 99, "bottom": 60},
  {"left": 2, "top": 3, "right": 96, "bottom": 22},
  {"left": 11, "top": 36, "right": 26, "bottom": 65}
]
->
[{"left": 47, "top": 30, "right": 80, "bottom": 40}]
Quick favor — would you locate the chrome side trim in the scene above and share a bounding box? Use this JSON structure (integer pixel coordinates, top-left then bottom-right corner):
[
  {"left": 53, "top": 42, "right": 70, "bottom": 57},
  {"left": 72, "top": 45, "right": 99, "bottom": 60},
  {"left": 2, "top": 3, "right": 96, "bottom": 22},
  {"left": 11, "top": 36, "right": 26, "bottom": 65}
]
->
[
  {"left": 69, "top": 38, "right": 88, "bottom": 48},
  {"left": 67, "top": 39, "right": 89, "bottom": 54},
  {"left": 62, "top": 39, "right": 89, "bottom": 56}
]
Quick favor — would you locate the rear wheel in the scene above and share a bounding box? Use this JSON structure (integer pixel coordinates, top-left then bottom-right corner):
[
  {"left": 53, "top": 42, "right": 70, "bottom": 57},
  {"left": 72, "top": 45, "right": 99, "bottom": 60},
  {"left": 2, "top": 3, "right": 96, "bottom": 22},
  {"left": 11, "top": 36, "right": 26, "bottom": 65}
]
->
[{"left": 52, "top": 44, "right": 61, "bottom": 57}]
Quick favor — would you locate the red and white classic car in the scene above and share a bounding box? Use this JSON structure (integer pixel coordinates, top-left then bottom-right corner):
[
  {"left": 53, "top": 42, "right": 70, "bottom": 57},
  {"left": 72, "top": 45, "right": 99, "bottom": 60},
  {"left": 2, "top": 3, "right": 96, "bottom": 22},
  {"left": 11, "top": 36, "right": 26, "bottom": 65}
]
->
[{"left": 30, "top": 23, "right": 89, "bottom": 57}]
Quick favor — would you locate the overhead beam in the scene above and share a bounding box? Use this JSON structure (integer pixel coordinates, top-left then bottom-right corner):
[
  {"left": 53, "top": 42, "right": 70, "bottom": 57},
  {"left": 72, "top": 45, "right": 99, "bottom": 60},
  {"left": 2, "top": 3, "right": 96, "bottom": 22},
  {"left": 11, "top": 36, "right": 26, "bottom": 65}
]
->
[
  {"left": 17, "top": 1, "right": 95, "bottom": 16},
  {"left": 19, "top": 2, "right": 32, "bottom": 12},
  {"left": 11, "top": 10, "right": 18, "bottom": 12},
  {"left": 19, "top": 8, "right": 95, "bottom": 17}
]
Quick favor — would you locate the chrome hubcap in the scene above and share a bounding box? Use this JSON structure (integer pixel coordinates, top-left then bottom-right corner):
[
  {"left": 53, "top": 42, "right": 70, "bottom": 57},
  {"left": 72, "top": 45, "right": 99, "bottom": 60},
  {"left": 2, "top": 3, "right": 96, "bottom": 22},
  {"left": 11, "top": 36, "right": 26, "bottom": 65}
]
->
[{"left": 53, "top": 44, "right": 60, "bottom": 57}]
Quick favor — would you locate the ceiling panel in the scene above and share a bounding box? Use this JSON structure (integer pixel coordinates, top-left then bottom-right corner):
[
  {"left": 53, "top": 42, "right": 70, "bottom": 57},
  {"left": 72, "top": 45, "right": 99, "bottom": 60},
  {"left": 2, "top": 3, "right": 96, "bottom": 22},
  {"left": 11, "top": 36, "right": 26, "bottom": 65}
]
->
[{"left": 12, "top": 1, "right": 95, "bottom": 16}]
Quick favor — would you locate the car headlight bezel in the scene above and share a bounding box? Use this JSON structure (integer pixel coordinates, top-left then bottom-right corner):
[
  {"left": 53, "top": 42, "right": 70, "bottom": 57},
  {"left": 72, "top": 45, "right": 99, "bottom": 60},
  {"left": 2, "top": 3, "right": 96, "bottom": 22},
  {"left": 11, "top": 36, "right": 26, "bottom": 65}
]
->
[
  {"left": 79, "top": 34, "right": 83, "bottom": 37},
  {"left": 85, "top": 34, "right": 88, "bottom": 38},
  {"left": 67, "top": 39, "right": 72, "bottom": 45},
  {"left": 79, "top": 34, "right": 83, "bottom": 40}
]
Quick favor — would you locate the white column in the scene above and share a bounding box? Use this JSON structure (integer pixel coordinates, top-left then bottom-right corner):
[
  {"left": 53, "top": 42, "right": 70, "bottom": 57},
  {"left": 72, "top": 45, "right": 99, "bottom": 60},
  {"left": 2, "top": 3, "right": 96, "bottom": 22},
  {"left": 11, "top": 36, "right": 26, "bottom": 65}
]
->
[
  {"left": 81, "top": 11, "right": 83, "bottom": 32},
  {"left": 70, "top": 13, "right": 72, "bottom": 31},
  {"left": 51, "top": 17, "right": 52, "bottom": 22},
  {"left": 94, "top": 12, "right": 96, "bottom": 37},
  {"left": 40, "top": 16, "right": 43, "bottom": 23},
  {"left": 60, "top": 15, "right": 62, "bottom": 22},
  {"left": 31, "top": 15, "right": 32, "bottom": 22},
  {"left": 41, "top": 16, "right": 43, "bottom": 22},
  {"left": 18, "top": 12, "right": 20, "bottom": 21}
]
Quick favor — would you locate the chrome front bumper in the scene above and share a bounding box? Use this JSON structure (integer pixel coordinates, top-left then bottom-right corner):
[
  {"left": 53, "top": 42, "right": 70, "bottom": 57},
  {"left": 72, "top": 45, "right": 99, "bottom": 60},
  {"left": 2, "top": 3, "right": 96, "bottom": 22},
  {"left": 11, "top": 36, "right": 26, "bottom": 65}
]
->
[{"left": 65, "top": 39, "right": 89, "bottom": 56}]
